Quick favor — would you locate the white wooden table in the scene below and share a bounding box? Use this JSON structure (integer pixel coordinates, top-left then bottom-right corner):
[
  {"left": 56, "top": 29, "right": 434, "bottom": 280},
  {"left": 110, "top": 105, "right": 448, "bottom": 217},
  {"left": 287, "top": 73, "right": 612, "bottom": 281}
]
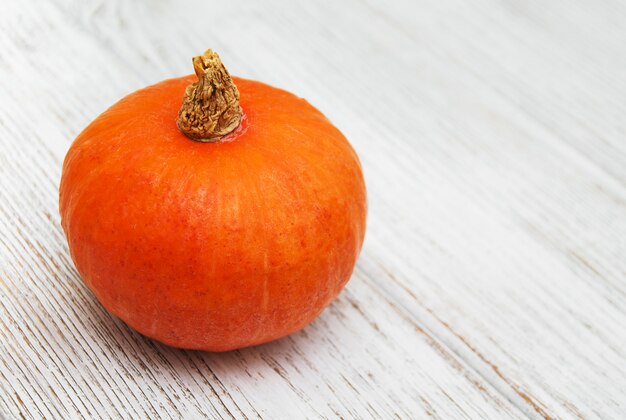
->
[{"left": 2, "top": 0, "right": 626, "bottom": 418}]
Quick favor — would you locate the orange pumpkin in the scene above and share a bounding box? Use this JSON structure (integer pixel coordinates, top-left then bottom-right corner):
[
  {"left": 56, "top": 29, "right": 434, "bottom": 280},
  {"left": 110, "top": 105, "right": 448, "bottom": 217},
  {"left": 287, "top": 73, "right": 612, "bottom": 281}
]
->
[{"left": 59, "top": 50, "right": 367, "bottom": 351}]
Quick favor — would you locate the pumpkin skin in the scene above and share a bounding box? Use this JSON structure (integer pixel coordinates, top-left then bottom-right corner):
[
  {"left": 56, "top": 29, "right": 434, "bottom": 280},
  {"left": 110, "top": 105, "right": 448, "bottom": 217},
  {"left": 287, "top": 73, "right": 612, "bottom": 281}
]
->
[{"left": 59, "top": 76, "right": 367, "bottom": 351}]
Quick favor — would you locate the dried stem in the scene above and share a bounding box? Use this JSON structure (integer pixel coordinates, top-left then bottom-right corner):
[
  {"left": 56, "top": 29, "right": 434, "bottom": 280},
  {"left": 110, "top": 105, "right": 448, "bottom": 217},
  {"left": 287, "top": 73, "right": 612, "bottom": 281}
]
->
[{"left": 177, "top": 49, "right": 243, "bottom": 142}]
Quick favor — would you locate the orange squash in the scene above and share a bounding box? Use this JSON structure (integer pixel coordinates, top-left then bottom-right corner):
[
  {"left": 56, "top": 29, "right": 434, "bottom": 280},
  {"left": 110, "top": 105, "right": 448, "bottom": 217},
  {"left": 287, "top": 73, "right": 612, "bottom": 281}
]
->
[{"left": 59, "top": 50, "right": 367, "bottom": 351}]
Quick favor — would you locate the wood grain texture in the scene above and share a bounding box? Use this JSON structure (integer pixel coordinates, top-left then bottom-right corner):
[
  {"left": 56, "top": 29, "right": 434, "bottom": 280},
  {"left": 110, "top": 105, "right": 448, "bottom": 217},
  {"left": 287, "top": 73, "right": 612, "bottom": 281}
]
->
[{"left": 1, "top": 0, "right": 625, "bottom": 418}]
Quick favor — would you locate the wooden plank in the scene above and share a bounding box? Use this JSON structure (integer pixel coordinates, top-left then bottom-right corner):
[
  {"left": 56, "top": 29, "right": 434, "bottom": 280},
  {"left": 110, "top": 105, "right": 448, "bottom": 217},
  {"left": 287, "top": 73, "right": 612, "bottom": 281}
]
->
[
  {"left": 330, "top": 0, "right": 626, "bottom": 417},
  {"left": 0, "top": 0, "right": 526, "bottom": 418}
]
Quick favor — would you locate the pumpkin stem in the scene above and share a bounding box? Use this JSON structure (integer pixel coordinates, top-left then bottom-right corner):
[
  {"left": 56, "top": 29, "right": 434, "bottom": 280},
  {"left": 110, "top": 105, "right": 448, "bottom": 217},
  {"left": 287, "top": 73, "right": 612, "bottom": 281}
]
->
[{"left": 177, "top": 49, "right": 243, "bottom": 142}]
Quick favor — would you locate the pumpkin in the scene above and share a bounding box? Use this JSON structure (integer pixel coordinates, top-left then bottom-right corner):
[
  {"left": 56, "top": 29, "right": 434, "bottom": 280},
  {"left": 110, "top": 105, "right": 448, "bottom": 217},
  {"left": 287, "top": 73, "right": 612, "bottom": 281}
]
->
[{"left": 59, "top": 50, "right": 367, "bottom": 351}]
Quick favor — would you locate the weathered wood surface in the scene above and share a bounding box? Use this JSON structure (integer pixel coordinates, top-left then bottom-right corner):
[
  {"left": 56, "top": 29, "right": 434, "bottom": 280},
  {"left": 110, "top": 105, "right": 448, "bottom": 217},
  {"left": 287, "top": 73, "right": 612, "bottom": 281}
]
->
[{"left": 1, "top": 0, "right": 626, "bottom": 418}]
